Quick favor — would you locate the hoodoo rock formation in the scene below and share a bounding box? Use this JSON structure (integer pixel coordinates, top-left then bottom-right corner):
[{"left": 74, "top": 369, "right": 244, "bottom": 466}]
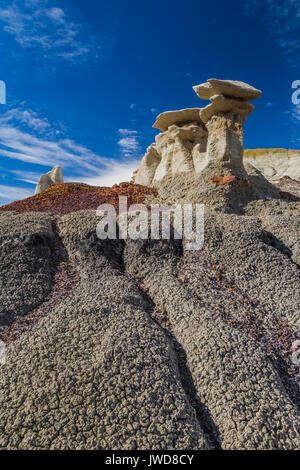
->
[
  {"left": 134, "top": 109, "right": 208, "bottom": 185},
  {"left": 133, "top": 79, "right": 262, "bottom": 185},
  {"left": 0, "top": 79, "right": 300, "bottom": 451},
  {"left": 193, "top": 79, "right": 261, "bottom": 177}
]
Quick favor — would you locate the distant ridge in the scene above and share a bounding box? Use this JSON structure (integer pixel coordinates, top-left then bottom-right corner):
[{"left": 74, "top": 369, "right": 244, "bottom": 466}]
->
[{"left": 244, "top": 148, "right": 300, "bottom": 180}]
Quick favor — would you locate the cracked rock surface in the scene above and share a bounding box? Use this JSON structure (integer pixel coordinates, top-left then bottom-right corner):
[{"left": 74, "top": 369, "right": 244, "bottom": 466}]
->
[
  {"left": 123, "top": 215, "right": 300, "bottom": 450},
  {"left": 0, "top": 211, "right": 56, "bottom": 326},
  {"left": 0, "top": 210, "right": 209, "bottom": 450},
  {"left": 0, "top": 196, "right": 299, "bottom": 449}
]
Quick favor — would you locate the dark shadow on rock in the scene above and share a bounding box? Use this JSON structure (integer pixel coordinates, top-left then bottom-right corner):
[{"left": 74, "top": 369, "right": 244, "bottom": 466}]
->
[
  {"left": 260, "top": 230, "right": 299, "bottom": 269},
  {"left": 126, "top": 272, "right": 222, "bottom": 449},
  {"left": 0, "top": 219, "right": 65, "bottom": 327}
]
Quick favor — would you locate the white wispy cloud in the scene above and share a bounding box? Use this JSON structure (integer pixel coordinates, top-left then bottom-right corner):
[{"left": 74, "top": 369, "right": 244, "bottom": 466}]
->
[
  {"left": 0, "top": 0, "right": 103, "bottom": 63},
  {"left": 0, "top": 184, "right": 32, "bottom": 203},
  {"left": 67, "top": 159, "right": 140, "bottom": 187},
  {"left": 0, "top": 106, "right": 141, "bottom": 204},
  {"left": 117, "top": 128, "right": 140, "bottom": 157},
  {"left": 118, "top": 129, "right": 138, "bottom": 136},
  {"left": 244, "top": 0, "right": 300, "bottom": 70},
  {"left": 9, "top": 169, "right": 42, "bottom": 184},
  {"left": 0, "top": 107, "right": 51, "bottom": 132}
]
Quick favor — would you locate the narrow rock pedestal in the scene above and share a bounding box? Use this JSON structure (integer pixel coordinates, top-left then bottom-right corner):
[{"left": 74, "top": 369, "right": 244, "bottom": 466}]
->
[
  {"left": 205, "top": 112, "right": 246, "bottom": 176},
  {"left": 193, "top": 79, "right": 262, "bottom": 176}
]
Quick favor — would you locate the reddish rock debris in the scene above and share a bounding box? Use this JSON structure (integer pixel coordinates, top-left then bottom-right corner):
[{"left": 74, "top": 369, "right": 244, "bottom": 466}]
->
[{"left": 0, "top": 182, "right": 158, "bottom": 216}]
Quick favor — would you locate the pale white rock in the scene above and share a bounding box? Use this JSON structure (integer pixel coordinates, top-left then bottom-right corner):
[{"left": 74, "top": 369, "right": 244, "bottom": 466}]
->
[
  {"left": 199, "top": 94, "right": 254, "bottom": 124},
  {"left": 153, "top": 125, "right": 194, "bottom": 182},
  {"left": 35, "top": 166, "right": 64, "bottom": 195},
  {"left": 48, "top": 166, "right": 63, "bottom": 185},
  {"left": 191, "top": 125, "right": 209, "bottom": 173},
  {"left": 244, "top": 149, "right": 300, "bottom": 181},
  {"left": 34, "top": 175, "right": 53, "bottom": 195},
  {"left": 192, "top": 144, "right": 209, "bottom": 174},
  {"left": 133, "top": 120, "right": 208, "bottom": 185},
  {"left": 193, "top": 79, "right": 262, "bottom": 101},
  {"left": 133, "top": 79, "right": 264, "bottom": 185},
  {"left": 153, "top": 108, "right": 203, "bottom": 131},
  {"left": 152, "top": 123, "right": 207, "bottom": 183},
  {"left": 133, "top": 144, "right": 161, "bottom": 186}
]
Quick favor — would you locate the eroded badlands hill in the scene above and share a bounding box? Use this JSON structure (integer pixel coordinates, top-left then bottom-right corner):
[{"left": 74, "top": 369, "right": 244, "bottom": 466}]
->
[
  {"left": 0, "top": 174, "right": 299, "bottom": 450},
  {"left": 0, "top": 79, "right": 299, "bottom": 450}
]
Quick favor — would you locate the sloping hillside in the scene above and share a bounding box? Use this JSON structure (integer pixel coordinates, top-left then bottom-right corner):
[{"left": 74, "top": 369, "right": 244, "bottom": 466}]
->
[
  {"left": 0, "top": 173, "right": 299, "bottom": 450},
  {"left": 244, "top": 149, "right": 300, "bottom": 181}
]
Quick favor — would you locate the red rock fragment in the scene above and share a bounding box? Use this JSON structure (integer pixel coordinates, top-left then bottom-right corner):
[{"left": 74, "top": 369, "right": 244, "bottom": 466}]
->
[
  {"left": 209, "top": 175, "right": 253, "bottom": 186},
  {"left": 209, "top": 175, "right": 236, "bottom": 185}
]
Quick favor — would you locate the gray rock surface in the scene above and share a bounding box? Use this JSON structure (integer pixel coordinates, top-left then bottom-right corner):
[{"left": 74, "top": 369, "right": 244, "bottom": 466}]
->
[
  {"left": 123, "top": 214, "right": 300, "bottom": 449},
  {"left": 145, "top": 168, "right": 281, "bottom": 214},
  {"left": 0, "top": 211, "right": 56, "bottom": 325},
  {"left": 0, "top": 79, "right": 299, "bottom": 451},
  {"left": 0, "top": 202, "right": 299, "bottom": 450},
  {"left": 0, "top": 210, "right": 209, "bottom": 450}
]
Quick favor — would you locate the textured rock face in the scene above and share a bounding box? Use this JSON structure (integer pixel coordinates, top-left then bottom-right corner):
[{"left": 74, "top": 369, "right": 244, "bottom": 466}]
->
[
  {"left": 0, "top": 211, "right": 209, "bottom": 450},
  {"left": 0, "top": 209, "right": 300, "bottom": 450},
  {"left": 199, "top": 94, "right": 254, "bottom": 124},
  {"left": 133, "top": 118, "right": 208, "bottom": 185},
  {"left": 1, "top": 78, "right": 300, "bottom": 451},
  {"left": 124, "top": 217, "right": 300, "bottom": 449},
  {"left": 244, "top": 149, "right": 300, "bottom": 181},
  {"left": 35, "top": 166, "right": 64, "bottom": 195},
  {"left": 133, "top": 144, "right": 161, "bottom": 186},
  {"left": 205, "top": 113, "right": 247, "bottom": 176},
  {"left": 153, "top": 122, "right": 207, "bottom": 182},
  {"left": 0, "top": 212, "right": 56, "bottom": 325}
]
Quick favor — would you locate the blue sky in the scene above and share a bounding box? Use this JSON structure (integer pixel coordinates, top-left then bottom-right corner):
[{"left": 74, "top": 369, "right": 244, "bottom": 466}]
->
[{"left": 0, "top": 0, "right": 299, "bottom": 205}]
